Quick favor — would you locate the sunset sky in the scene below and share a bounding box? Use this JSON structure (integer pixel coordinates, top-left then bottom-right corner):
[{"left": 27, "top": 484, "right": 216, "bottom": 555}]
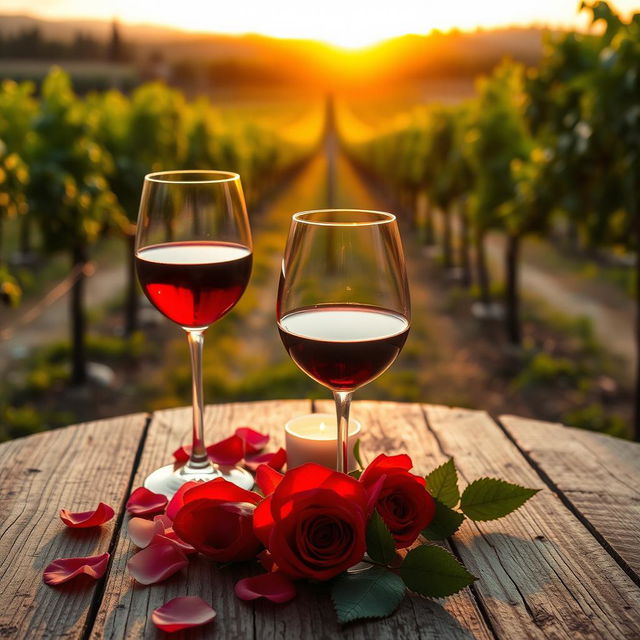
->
[{"left": 1, "top": 0, "right": 638, "bottom": 48}]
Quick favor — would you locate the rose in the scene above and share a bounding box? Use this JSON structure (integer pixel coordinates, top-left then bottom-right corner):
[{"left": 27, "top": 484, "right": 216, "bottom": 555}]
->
[
  {"left": 173, "top": 478, "right": 263, "bottom": 562},
  {"left": 253, "top": 463, "right": 369, "bottom": 581},
  {"left": 359, "top": 453, "right": 435, "bottom": 548}
]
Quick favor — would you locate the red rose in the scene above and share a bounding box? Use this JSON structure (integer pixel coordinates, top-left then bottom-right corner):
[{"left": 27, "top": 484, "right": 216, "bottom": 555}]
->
[
  {"left": 173, "top": 478, "right": 263, "bottom": 562},
  {"left": 253, "top": 463, "right": 368, "bottom": 581},
  {"left": 359, "top": 454, "right": 435, "bottom": 548}
]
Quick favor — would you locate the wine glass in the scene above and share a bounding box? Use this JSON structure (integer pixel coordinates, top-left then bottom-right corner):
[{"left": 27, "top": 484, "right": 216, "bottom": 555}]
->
[
  {"left": 135, "top": 170, "right": 253, "bottom": 496},
  {"left": 277, "top": 209, "right": 410, "bottom": 473}
]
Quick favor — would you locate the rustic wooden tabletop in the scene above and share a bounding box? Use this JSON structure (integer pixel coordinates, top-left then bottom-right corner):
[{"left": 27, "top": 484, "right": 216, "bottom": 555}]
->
[{"left": 1, "top": 400, "right": 639, "bottom": 639}]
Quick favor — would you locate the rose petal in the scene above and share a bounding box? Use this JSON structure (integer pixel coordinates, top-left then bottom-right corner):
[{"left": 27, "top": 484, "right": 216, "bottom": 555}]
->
[
  {"left": 152, "top": 596, "right": 216, "bottom": 633},
  {"left": 181, "top": 477, "right": 262, "bottom": 506},
  {"left": 127, "top": 543, "right": 188, "bottom": 585},
  {"left": 126, "top": 487, "right": 168, "bottom": 516},
  {"left": 235, "top": 427, "right": 269, "bottom": 455},
  {"left": 59, "top": 502, "right": 114, "bottom": 528},
  {"left": 128, "top": 515, "right": 168, "bottom": 548},
  {"left": 206, "top": 435, "right": 245, "bottom": 466},
  {"left": 172, "top": 445, "right": 191, "bottom": 464},
  {"left": 43, "top": 553, "right": 110, "bottom": 586},
  {"left": 245, "top": 448, "right": 287, "bottom": 472},
  {"left": 255, "top": 464, "right": 284, "bottom": 496},
  {"left": 153, "top": 529, "right": 197, "bottom": 555},
  {"left": 365, "top": 474, "right": 386, "bottom": 516},
  {"left": 166, "top": 481, "right": 201, "bottom": 520},
  {"left": 252, "top": 495, "right": 274, "bottom": 547},
  {"left": 235, "top": 572, "right": 296, "bottom": 603}
]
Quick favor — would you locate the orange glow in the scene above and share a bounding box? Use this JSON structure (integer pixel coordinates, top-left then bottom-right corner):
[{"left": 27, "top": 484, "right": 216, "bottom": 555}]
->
[{"left": 3, "top": 0, "right": 640, "bottom": 49}]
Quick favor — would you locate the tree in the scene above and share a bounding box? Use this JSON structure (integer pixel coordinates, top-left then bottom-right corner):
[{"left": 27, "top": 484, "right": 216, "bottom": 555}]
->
[
  {"left": 27, "top": 68, "right": 122, "bottom": 384},
  {"left": 0, "top": 79, "right": 36, "bottom": 256},
  {"left": 89, "top": 83, "right": 186, "bottom": 336}
]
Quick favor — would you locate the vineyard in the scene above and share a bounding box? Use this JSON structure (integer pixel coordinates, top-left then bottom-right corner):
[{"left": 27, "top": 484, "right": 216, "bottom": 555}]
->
[
  {"left": 341, "top": 1, "right": 640, "bottom": 439},
  {"left": 0, "top": 1, "right": 638, "bottom": 441}
]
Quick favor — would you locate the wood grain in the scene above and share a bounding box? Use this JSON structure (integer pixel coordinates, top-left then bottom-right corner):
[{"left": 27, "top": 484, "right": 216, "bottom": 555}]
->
[
  {"left": 499, "top": 414, "right": 640, "bottom": 582},
  {"left": 0, "top": 413, "right": 148, "bottom": 640},
  {"left": 425, "top": 405, "right": 640, "bottom": 640},
  {"left": 89, "top": 400, "right": 310, "bottom": 640}
]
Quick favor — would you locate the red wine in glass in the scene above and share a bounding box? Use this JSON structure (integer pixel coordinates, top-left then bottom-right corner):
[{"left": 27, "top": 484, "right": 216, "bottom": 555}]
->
[
  {"left": 136, "top": 241, "right": 252, "bottom": 328},
  {"left": 278, "top": 304, "right": 409, "bottom": 391},
  {"left": 135, "top": 170, "right": 253, "bottom": 497}
]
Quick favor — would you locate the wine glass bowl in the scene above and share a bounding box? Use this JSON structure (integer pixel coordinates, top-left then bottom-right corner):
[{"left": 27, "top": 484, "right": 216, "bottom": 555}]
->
[
  {"left": 277, "top": 209, "right": 410, "bottom": 472},
  {"left": 135, "top": 170, "right": 253, "bottom": 496}
]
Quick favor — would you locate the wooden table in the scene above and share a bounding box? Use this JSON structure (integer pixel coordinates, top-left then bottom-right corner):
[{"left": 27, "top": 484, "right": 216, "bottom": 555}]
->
[{"left": 1, "top": 400, "right": 639, "bottom": 639}]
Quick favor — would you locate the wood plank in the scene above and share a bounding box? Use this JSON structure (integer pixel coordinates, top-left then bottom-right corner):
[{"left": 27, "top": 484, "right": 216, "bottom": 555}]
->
[
  {"left": 89, "top": 400, "right": 310, "bottom": 640},
  {"left": 309, "top": 399, "right": 494, "bottom": 640},
  {"left": 425, "top": 405, "right": 640, "bottom": 640},
  {"left": 499, "top": 414, "right": 640, "bottom": 582},
  {"left": 0, "top": 413, "right": 148, "bottom": 640}
]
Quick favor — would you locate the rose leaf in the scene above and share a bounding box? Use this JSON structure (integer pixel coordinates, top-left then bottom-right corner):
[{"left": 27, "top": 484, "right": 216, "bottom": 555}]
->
[
  {"left": 331, "top": 567, "right": 405, "bottom": 624},
  {"left": 400, "top": 545, "right": 476, "bottom": 598},
  {"left": 352, "top": 438, "right": 364, "bottom": 470},
  {"left": 425, "top": 458, "right": 460, "bottom": 508},
  {"left": 421, "top": 499, "right": 465, "bottom": 541},
  {"left": 366, "top": 510, "right": 396, "bottom": 564},
  {"left": 460, "top": 478, "right": 539, "bottom": 521}
]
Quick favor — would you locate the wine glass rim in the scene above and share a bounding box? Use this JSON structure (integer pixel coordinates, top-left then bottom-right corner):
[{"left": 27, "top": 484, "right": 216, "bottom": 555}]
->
[
  {"left": 292, "top": 209, "right": 396, "bottom": 226},
  {"left": 145, "top": 170, "right": 241, "bottom": 184}
]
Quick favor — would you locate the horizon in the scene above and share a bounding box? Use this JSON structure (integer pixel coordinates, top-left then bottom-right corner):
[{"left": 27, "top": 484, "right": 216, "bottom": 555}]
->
[{"left": 1, "top": 0, "right": 638, "bottom": 48}]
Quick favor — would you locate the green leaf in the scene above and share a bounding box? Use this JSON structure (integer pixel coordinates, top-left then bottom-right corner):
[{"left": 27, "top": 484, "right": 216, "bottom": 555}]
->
[
  {"left": 400, "top": 545, "right": 476, "bottom": 598},
  {"left": 460, "top": 478, "right": 539, "bottom": 521},
  {"left": 331, "top": 567, "right": 405, "bottom": 623},
  {"left": 353, "top": 438, "right": 364, "bottom": 470},
  {"left": 425, "top": 458, "right": 460, "bottom": 508},
  {"left": 422, "top": 499, "right": 465, "bottom": 540},
  {"left": 366, "top": 510, "right": 396, "bottom": 564},
  {"left": 348, "top": 469, "right": 362, "bottom": 480}
]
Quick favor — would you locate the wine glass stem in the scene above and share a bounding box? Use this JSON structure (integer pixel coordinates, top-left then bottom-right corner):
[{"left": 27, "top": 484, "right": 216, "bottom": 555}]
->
[
  {"left": 333, "top": 390, "right": 353, "bottom": 473},
  {"left": 186, "top": 329, "right": 209, "bottom": 470}
]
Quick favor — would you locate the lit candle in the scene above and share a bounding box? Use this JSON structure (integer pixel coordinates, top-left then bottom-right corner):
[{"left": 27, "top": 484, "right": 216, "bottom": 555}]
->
[{"left": 285, "top": 413, "right": 362, "bottom": 471}]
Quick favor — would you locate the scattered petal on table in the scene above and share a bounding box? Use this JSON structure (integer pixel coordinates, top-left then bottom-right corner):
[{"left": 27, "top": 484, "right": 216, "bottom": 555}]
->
[
  {"left": 152, "top": 596, "right": 216, "bottom": 632},
  {"left": 43, "top": 552, "right": 110, "bottom": 586},
  {"left": 153, "top": 529, "right": 197, "bottom": 555},
  {"left": 255, "top": 464, "right": 284, "bottom": 496},
  {"left": 59, "top": 502, "right": 114, "bottom": 528},
  {"left": 206, "top": 435, "right": 245, "bottom": 466},
  {"left": 235, "top": 427, "right": 269, "bottom": 455},
  {"left": 245, "top": 448, "right": 287, "bottom": 472},
  {"left": 126, "top": 487, "right": 168, "bottom": 517},
  {"left": 127, "top": 543, "right": 188, "bottom": 585},
  {"left": 172, "top": 445, "right": 191, "bottom": 465},
  {"left": 166, "top": 481, "right": 200, "bottom": 520},
  {"left": 235, "top": 572, "right": 297, "bottom": 603},
  {"left": 128, "top": 516, "right": 167, "bottom": 548}
]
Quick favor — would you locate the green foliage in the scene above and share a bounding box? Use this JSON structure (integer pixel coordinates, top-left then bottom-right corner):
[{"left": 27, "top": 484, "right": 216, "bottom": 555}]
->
[
  {"left": 563, "top": 404, "right": 628, "bottom": 438},
  {"left": 460, "top": 478, "right": 539, "bottom": 521},
  {"left": 365, "top": 510, "right": 397, "bottom": 564},
  {"left": 421, "top": 499, "right": 465, "bottom": 541},
  {"left": 399, "top": 545, "right": 476, "bottom": 598},
  {"left": 424, "top": 458, "right": 460, "bottom": 508},
  {"left": 331, "top": 567, "right": 405, "bottom": 623}
]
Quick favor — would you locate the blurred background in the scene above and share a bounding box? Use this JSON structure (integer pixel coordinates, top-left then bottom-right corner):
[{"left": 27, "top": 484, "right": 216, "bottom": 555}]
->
[{"left": 0, "top": 0, "right": 638, "bottom": 441}]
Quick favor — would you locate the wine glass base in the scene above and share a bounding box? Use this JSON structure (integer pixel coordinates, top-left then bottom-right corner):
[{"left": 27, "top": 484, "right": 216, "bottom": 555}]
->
[{"left": 144, "top": 463, "right": 255, "bottom": 498}]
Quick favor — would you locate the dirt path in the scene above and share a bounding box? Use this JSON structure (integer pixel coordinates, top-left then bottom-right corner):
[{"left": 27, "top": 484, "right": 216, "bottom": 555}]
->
[{"left": 484, "top": 233, "right": 634, "bottom": 378}]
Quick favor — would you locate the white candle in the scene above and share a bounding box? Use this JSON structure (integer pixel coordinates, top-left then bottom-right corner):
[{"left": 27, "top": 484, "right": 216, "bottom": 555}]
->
[{"left": 285, "top": 413, "right": 362, "bottom": 471}]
